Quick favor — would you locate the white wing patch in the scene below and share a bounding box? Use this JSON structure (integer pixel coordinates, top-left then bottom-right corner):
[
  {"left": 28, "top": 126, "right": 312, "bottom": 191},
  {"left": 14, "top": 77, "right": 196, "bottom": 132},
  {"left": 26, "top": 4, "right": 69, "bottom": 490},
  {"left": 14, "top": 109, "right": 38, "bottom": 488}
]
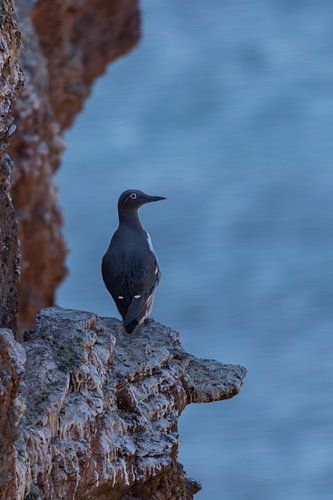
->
[
  {"left": 146, "top": 232, "right": 155, "bottom": 254},
  {"left": 134, "top": 295, "right": 141, "bottom": 299},
  {"left": 118, "top": 296, "right": 124, "bottom": 299},
  {"left": 146, "top": 232, "right": 160, "bottom": 276}
]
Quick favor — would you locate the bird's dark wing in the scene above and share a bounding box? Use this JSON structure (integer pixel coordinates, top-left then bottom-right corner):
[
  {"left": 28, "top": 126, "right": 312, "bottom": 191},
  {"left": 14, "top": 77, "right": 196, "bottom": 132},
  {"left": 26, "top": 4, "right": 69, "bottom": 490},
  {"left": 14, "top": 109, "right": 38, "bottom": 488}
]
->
[
  {"left": 112, "top": 293, "right": 130, "bottom": 319},
  {"left": 124, "top": 290, "right": 153, "bottom": 327},
  {"left": 123, "top": 253, "right": 160, "bottom": 328},
  {"left": 102, "top": 246, "right": 160, "bottom": 325},
  {"left": 127, "top": 253, "right": 160, "bottom": 296},
  {"left": 102, "top": 250, "right": 132, "bottom": 317}
]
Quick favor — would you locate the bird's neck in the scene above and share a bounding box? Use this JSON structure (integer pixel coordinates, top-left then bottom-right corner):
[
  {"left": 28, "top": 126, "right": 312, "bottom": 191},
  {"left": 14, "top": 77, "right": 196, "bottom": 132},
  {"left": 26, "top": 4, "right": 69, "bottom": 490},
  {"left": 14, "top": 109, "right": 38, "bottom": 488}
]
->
[{"left": 118, "top": 207, "right": 144, "bottom": 231}]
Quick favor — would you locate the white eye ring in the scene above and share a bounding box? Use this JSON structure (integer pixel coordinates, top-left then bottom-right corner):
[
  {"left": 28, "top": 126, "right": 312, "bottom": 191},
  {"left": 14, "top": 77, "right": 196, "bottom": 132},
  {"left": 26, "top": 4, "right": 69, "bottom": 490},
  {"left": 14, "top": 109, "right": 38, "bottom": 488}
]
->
[{"left": 130, "top": 193, "right": 137, "bottom": 199}]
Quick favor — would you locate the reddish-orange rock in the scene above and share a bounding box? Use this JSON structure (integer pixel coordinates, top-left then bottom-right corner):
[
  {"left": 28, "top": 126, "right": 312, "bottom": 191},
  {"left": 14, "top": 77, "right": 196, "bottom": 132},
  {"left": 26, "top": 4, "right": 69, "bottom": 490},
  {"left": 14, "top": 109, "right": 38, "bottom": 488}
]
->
[{"left": 9, "top": 0, "right": 140, "bottom": 333}]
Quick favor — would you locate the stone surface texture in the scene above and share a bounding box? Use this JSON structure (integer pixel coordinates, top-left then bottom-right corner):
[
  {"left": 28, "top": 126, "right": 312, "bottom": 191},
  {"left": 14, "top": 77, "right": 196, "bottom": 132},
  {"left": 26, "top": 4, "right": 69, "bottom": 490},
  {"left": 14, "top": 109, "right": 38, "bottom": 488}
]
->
[
  {"left": 0, "top": 329, "right": 26, "bottom": 500},
  {"left": 8, "top": 0, "right": 140, "bottom": 332},
  {"left": 0, "top": 306, "right": 246, "bottom": 499},
  {"left": 0, "top": 0, "right": 24, "bottom": 331}
]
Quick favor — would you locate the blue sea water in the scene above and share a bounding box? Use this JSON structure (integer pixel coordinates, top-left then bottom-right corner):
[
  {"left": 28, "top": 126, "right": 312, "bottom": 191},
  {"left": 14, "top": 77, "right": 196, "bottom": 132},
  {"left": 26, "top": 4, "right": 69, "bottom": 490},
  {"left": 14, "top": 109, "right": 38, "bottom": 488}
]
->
[{"left": 56, "top": 1, "right": 333, "bottom": 498}]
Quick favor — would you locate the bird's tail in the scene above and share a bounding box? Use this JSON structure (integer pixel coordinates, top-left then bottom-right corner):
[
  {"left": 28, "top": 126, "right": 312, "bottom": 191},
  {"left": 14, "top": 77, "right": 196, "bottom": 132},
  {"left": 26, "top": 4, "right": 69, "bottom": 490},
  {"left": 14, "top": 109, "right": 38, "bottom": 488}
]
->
[{"left": 124, "top": 319, "right": 138, "bottom": 334}]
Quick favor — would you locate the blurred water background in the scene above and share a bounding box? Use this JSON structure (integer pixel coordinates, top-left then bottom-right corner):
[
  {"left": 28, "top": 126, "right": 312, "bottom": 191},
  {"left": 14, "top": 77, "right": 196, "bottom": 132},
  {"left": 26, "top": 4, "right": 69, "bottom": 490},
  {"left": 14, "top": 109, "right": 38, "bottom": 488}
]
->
[{"left": 56, "top": 1, "right": 333, "bottom": 498}]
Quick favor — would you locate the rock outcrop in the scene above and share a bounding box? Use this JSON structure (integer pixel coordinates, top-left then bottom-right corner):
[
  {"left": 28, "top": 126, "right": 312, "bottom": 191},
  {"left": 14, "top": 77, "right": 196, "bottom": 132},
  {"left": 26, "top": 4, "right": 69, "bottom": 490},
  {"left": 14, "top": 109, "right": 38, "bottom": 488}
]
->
[
  {"left": 0, "top": 4, "right": 247, "bottom": 498},
  {"left": 0, "top": 0, "right": 24, "bottom": 331},
  {"left": 0, "top": 306, "right": 246, "bottom": 499},
  {"left": 9, "top": 0, "right": 140, "bottom": 332}
]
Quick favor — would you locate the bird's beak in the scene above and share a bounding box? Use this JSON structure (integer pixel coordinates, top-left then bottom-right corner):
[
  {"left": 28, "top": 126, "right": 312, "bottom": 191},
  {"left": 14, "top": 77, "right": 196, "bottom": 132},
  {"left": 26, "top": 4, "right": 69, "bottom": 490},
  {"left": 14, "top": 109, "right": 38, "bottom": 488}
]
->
[{"left": 145, "top": 195, "right": 167, "bottom": 203}]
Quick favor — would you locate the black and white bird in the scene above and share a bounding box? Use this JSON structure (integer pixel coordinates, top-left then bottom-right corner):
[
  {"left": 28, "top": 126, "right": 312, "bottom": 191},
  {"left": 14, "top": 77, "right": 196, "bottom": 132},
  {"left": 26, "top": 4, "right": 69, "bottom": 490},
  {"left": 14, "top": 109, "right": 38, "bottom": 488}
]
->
[{"left": 101, "top": 189, "right": 166, "bottom": 333}]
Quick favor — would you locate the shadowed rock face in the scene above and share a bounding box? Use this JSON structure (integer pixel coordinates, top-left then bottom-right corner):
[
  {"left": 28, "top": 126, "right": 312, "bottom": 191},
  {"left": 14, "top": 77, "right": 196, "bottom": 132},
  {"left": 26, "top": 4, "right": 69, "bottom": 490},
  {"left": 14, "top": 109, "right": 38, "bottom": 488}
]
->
[
  {"left": 0, "top": 306, "right": 246, "bottom": 499},
  {"left": 8, "top": 0, "right": 140, "bottom": 333},
  {"left": 0, "top": 329, "right": 26, "bottom": 500},
  {"left": 0, "top": 0, "right": 24, "bottom": 331}
]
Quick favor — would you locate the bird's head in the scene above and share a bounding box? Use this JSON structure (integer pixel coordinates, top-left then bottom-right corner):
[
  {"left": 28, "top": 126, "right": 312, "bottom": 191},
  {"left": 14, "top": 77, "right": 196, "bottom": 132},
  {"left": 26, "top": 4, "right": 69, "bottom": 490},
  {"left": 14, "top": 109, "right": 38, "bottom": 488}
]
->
[{"left": 118, "top": 190, "right": 166, "bottom": 211}]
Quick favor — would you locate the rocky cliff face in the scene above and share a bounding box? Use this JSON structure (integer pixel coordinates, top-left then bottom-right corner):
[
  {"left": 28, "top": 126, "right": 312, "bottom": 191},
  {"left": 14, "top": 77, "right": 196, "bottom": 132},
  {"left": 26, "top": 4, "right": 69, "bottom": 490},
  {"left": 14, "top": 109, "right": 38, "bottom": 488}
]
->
[
  {"left": 0, "top": 0, "right": 24, "bottom": 331},
  {"left": 0, "top": 307, "right": 246, "bottom": 499},
  {"left": 0, "top": 3, "right": 247, "bottom": 498},
  {"left": 9, "top": 0, "right": 140, "bottom": 333}
]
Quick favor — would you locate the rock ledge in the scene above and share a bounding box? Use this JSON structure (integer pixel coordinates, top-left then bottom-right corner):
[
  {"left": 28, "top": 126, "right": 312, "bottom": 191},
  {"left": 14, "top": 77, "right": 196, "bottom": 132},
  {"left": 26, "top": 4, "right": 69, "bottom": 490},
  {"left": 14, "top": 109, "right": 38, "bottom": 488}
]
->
[{"left": 0, "top": 306, "right": 246, "bottom": 499}]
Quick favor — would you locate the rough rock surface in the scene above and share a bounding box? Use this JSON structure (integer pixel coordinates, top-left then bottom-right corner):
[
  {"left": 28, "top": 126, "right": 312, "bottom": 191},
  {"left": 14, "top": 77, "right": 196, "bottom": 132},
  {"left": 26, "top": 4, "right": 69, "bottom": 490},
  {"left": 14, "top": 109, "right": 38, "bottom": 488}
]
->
[
  {"left": 0, "top": 306, "right": 246, "bottom": 499},
  {"left": 0, "top": 0, "right": 24, "bottom": 331},
  {"left": 0, "top": 329, "right": 25, "bottom": 500},
  {"left": 9, "top": 0, "right": 140, "bottom": 332}
]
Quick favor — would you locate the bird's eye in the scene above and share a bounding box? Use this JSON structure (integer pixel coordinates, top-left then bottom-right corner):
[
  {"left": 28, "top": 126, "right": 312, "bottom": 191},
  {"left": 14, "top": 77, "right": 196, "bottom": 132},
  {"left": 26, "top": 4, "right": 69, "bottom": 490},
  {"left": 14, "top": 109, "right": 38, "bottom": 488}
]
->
[{"left": 130, "top": 193, "right": 137, "bottom": 199}]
